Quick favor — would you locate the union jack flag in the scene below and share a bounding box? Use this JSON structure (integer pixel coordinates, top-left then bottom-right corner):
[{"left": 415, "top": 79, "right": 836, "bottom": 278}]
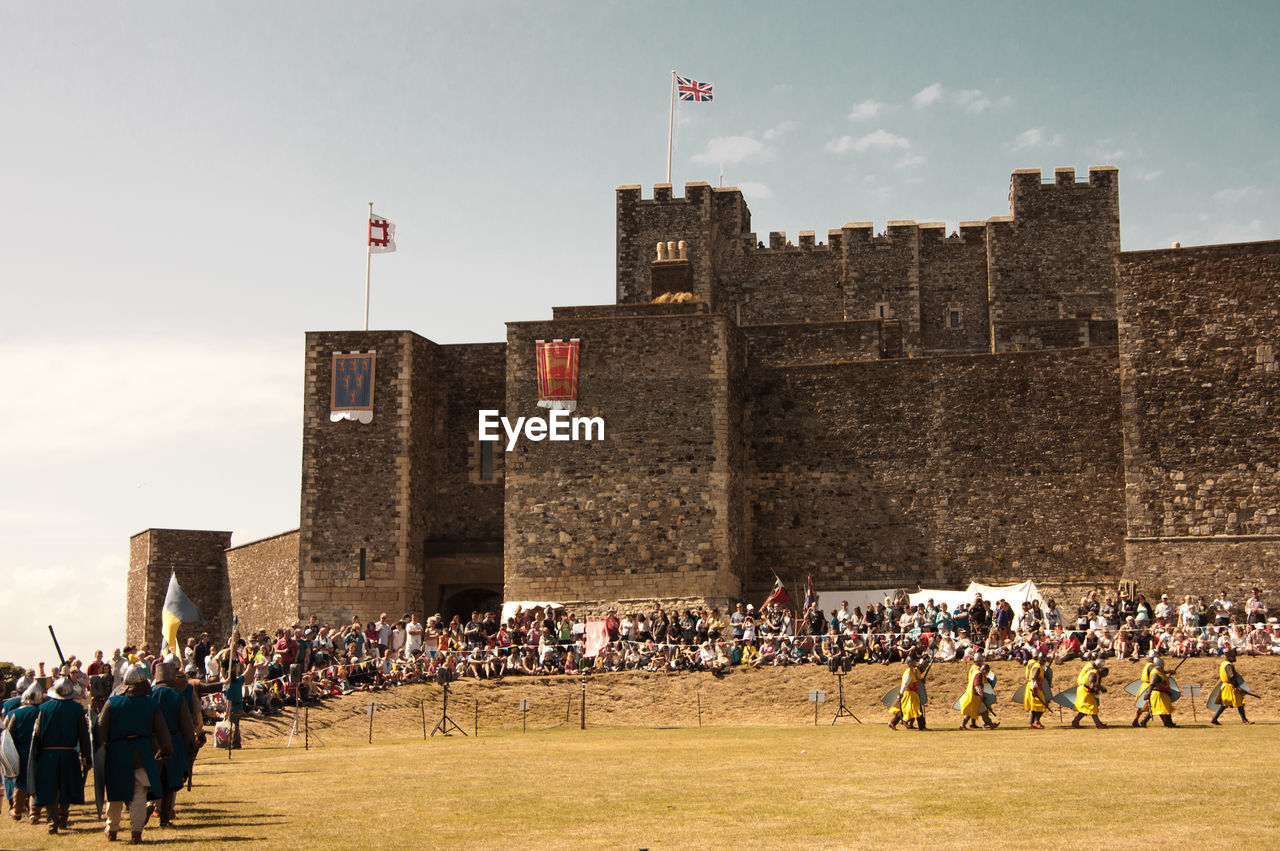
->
[{"left": 676, "top": 75, "right": 713, "bottom": 102}]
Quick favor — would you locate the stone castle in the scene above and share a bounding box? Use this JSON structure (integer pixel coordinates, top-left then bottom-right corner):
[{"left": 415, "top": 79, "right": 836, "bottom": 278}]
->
[{"left": 126, "top": 166, "right": 1280, "bottom": 646}]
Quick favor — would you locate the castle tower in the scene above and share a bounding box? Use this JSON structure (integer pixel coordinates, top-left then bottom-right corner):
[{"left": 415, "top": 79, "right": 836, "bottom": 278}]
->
[{"left": 126, "top": 528, "right": 232, "bottom": 649}]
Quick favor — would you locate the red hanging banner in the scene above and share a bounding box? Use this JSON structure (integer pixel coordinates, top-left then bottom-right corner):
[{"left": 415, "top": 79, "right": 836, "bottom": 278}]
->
[{"left": 536, "top": 338, "right": 579, "bottom": 412}]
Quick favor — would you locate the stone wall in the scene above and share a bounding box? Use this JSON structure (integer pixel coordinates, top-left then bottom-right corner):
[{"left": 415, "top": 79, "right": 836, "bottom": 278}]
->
[
  {"left": 1117, "top": 239, "right": 1280, "bottom": 598},
  {"left": 918, "top": 223, "right": 990, "bottom": 353},
  {"left": 746, "top": 347, "right": 1126, "bottom": 596},
  {"left": 743, "top": 321, "right": 885, "bottom": 367},
  {"left": 988, "top": 167, "right": 1120, "bottom": 323},
  {"left": 125, "top": 529, "right": 233, "bottom": 649},
  {"left": 299, "top": 331, "right": 426, "bottom": 624},
  {"left": 503, "top": 309, "right": 745, "bottom": 609},
  {"left": 994, "top": 318, "right": 1119, "bottom": 352},
  {"left": 617, "top": 169, "right": 1119, "bottom": 357},
  {"left": 226, "top": 530, "right": 300, "bottom": 634}
]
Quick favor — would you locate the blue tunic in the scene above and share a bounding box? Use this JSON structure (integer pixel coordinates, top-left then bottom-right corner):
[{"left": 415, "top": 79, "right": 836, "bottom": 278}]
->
[
  {"left": 152, "top": 686, "right": 189, "bottom": 791},
  {"left": 33, "top": 699, "right": 86, "bottom": 806},
  {"left": 7, "top": 704, "right": 39, "bottom": 788},
  {"left": 103, "top": 693, "right": 163, "bottom": 802}
]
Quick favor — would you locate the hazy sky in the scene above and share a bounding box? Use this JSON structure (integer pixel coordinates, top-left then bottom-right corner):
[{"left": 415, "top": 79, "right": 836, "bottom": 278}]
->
[{"left": 2, "top": 1, "right": 1277, "bottom": 667}]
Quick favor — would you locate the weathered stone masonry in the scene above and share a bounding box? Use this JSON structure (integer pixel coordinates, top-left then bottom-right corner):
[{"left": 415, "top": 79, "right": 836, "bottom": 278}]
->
[{"left": 125, "top": 167, "right": 1280, "bottom": 642}]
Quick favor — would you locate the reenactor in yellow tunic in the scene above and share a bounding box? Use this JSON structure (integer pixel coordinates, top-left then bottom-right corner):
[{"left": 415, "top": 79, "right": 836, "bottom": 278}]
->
[
  {"left": 1131, "top": 653, "right": 1157, "bottom": 727},
  {"left": 1023, "top": 652, "right": 1049, "bottom": 729},
  {"left": 1071, "top": 660, "right": 1109, "bottom": 728},
  {"left": 1147, "top": 657, "right": 1178, "bottom": 728},
  {"left": 888, "top": 650, "right": 929, "bottom": 731},
  {"left": 959, "top": 655, "right": 998, "bottom": 730},
  {"left": 1212, "top": 648, "right": 1253, "bottom": 725}
]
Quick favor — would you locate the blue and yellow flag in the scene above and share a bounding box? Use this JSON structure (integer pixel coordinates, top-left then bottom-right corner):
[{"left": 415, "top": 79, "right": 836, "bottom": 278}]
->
[{"left": 161, "top": 571, "right": 204, "bottom": 654}]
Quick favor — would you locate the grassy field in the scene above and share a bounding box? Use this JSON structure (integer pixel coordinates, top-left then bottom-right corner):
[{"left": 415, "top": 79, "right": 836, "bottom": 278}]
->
[{"left": 4, "top": 660, "right": 1279, "bottom": 848}]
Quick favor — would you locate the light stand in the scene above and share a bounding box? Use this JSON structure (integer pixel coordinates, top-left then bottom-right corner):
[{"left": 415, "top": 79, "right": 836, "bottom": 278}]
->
[
  {"left": 431, "top": 669, "right": 466, "bottom": 737},
  {"left": 829, "top": 653, "right": 861, "bottom": 724}
]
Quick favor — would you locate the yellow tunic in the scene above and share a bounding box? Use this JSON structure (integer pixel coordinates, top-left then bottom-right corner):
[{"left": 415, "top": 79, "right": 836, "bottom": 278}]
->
[
  {"left": 959, "top": 663, "right": 984, "bottom": 720},
  {"left": 899, "top": 664, "right": 926, "bottom": 720},
  {"left": 1073, "top": 662, "right": 1102, "bottom": 715},
  {"left": 1023, "top": 660, "right": 1047, "bottom": 713},
  {"left": 1219, "top": 661, "right": 1245, "bottom": 708},
  {"left": 1136, "top": 661, "right": 1153, "bottom": 708},
  {"left": 1149, "top": 669, "right": 1174, "bottom": 716}
]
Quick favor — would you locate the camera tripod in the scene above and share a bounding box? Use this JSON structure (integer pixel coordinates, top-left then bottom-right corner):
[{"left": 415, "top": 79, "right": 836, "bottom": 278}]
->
[
  {"left": 831, "top": 670, "right": 862, "bottom": 724},
  {"left": 431, "top": 672, "right": 467, "bottom": 737}
]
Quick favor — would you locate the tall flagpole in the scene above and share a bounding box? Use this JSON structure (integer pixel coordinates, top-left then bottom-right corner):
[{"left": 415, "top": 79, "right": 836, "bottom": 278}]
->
[
  {"left": 666, "top": 70, "right": 676, "bottom": 184},
  {"left": 364, "top": 201, "right": 372, "bottom": 332}
]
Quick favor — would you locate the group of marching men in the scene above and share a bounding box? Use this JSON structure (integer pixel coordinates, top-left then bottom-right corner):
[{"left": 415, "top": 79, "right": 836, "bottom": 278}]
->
[
  {"left": 887, "top": 646, "right": 1257, "bottom": 730},
  {"left": 1, "top": 661, "right": 200, "bottom": 844}
]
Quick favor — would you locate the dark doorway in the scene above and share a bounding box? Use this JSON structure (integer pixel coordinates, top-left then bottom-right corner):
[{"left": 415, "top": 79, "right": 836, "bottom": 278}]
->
[{"left": 442, "top": 586, "right": 502, "bottom": 623}]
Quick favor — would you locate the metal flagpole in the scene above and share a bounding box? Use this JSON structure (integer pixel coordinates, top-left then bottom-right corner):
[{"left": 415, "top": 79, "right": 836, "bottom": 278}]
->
[
  {"left": 666, "top": 70, "right": 676, "bottom": 184},
  {"left": 364, "top": 202, "right": 373, "bottom": 331}
]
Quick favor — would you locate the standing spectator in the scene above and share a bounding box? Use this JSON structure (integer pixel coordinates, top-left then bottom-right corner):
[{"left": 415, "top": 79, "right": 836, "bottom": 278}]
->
[
  {"left": 1246, "top": 589, "right": 1267, "bottom": 624},
  {"left": 376, "top": 613, "right": 393, "bottom": 653},
  {"left": 1154, "top": 594, "right": 1175, "bottom": 623},
  {"left": 193, "top": 633, "right": 212, "bottom": 678},
  {"left": 405, "top": 614, "right": 424, "bottom": 658},
  {"left": 387, "top": 622, "right": 406, "bottom": 659}
]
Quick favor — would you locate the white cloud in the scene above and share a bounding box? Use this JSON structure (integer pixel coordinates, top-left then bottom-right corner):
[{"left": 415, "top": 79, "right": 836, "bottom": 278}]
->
[
  {"left": 1134, "top": 169, "right": 1164, "bottom": 182},
  {"left": 895, "top": 153, "right": 926, "bottom": 169},
  {"left": 912, "top": 83, "right": 943, "bottom": 108},
  {"left": 1011, "top": 127, "right": 1063, "bottom": 150},
  {"left": 736, "top": 182, "right": 773, "bottom": 200},
  {"left": 0, "top": 336, "right": 299, "bottom": 459},
  {"left": 691, "top": 135, "right": 774, "bottom": 165},
  {"left": 1206, "top": 218, "right": 1265, "bottom": 243},
  {"left": 848, "top": 99, "right": 884, "bottom": 121},
  {"left": 1213, "top": 186, "right": 1260, "bottom": 203},
  {"left": 762, "top": 120, "right": 796, "bottom": 141},
  {"left": 828, "top": 130, "right": 911, "bottom": 154},
  {"left": 955, "top": 89, "right": 991, "bottom": 112}
]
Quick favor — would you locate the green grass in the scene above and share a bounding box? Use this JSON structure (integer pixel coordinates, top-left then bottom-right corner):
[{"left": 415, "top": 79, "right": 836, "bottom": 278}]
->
[{"left": 5, "top": 722, "right": 1279, "bottom": 849}]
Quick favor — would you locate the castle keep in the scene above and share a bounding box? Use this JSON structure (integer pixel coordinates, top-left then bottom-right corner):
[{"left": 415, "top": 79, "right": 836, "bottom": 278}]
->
[{"left": 126, "top": 167, "right": 1280, "bottom": 645}]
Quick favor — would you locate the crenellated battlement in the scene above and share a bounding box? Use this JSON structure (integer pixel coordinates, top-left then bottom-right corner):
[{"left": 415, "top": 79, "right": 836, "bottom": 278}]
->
[
  {"left": 1009, "top": 166, "right": 1119, "bottom": 216},
  {"left": 616, "top": 181, "right": 747, "bottom": 206}
]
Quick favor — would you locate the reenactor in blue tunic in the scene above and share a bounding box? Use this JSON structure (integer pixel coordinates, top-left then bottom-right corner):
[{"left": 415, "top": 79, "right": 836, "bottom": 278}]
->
[
  {"left": 30, "top": 677, "right": 92, "bottom": 834},
  {"left": 3, "top": 684, "right": 44, "bottom": 822},
  {"left": 151, "top": 663, "right": 197, "bottom": 828},
  {"left": 96, "top": 665, "right": 172, "bottom": 844}
]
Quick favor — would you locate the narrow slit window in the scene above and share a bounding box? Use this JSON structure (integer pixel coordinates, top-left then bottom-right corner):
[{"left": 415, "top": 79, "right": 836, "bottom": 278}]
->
[
  {"left": 948, "top": 309, "right": 962, "bottom": 329},
  {"left": 358, "top": 547, "right": 366, "bottom": 581},
  {"left": 480, "top": 440, "right": 494, "bottom": 481}
]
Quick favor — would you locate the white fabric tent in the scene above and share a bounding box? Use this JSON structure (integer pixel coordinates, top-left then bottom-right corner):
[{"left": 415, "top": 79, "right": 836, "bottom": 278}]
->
[
  {"left": 908, "top": 580, "right": 1044, "bottom": 610},
  {"left": 500, "top": 600, "right": 564, "bottom": 624}
]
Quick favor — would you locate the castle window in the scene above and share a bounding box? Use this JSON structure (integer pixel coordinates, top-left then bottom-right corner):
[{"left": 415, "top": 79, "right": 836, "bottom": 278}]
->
[
  {"left": 875, "top": 302, "right": 891, "bottom": 320},
  {"left": 358, "top": 547, "right": 366, "bottom": 581},
  {"left": 470, "top": 430, "right": 502, "bottom": 484},
  {"left": 948, "top": 309, "right": 962, "bottom": 329}
]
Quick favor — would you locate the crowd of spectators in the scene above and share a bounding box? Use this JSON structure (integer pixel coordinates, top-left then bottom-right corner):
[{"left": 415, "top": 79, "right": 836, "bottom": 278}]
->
[{"left": 6, "top": 588, "right": 1277, "bottom": 729}]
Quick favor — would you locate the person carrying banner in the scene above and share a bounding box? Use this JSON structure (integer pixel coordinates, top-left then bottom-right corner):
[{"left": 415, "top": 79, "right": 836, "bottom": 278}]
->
[
  {"left": 1071, "top": 660, "right": 1109, "bottom": 728},
  {"left": 1132, "top": 653, "right": 1158, "bottom": 727},
  {"left": 2, "top": 684, "right": 44, "bottom": 822},
  {"left": 888, "top": 649, "right": 929, "bottom": 731},
  {"left": 29, "top": 677, "right": 91, "bottom": 834},
  {"left": 97, "top": 665, "right": 172, "bottom": 843},
  {"left": 1212, "top": 648, "right": 1253, "bottom": 725},
  {"left": 1023, "top": 651, "right": 1049, "bottom": 729},
  {"left": 1148, "top": 657, "right": 1177, "bottom": 728},
  {"left": 151, "top": 663, "right": 197, "bottom": 827}
]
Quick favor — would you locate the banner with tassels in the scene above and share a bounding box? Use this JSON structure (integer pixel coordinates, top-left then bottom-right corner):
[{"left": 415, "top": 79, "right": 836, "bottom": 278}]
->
[{"left": 536, "top": 339, "right": 579, "bottom": 412}]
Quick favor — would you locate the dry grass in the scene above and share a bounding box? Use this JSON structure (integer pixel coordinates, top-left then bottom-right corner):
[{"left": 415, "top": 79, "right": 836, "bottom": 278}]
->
[{"left": 4, "top": 658, "right": 1279, "bottom": 849}]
